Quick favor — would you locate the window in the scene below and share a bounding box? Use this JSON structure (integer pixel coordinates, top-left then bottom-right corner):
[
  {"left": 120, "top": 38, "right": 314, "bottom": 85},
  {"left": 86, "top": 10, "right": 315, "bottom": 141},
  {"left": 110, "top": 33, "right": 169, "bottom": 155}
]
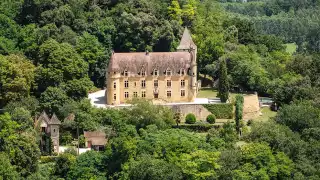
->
[
  {"left": 142, "top": 91, "right": 146, "bottom": 98},
  {"left": 181, "top": 80, "right": 185, "bottom": 87},
  {"left": 141, "top": 80, "right": 146, "bottom": 88},
  {"left": 167, "top": 91, "right": 171, "bottom": 98},
  {"left": 124, "top": 92, "right": 129, "bottom": 99},
  {"left": 154, "top": 69, "right": 158, "bottom": 76},
  {"left": 113, "top": 82, "right": 116, "bottom": 89},
  {"left": 124, "top": 80, "right": 129, "bottom": 88},
  {"left": 141, "top": 70, "right": 146, "bottom": 76},
  {"left": 133, "top": 92, "right": 138, "bottom": 98},
  {"left": 42, "top": 127, "right": 46, "bottom": 132},
  {"left": 181, "top": 90, "right": 185, "bottom": 97},
  {"left": 113, "top": 94, "right": 116, "bottom": 100},
  {"left": 166, "top": 69, "right": 171, "bottom": 76},
  {"left": 167, "top": 80, "right": 171, "bottom": 87},
  {"left": 180, "top": 69, "right": 185, "bottom": 75},
  {"left": 154, "top": 80, "right": 158, "bottom": 87},
  {"left": 134, "top": 82, "right": 137, "bottom": 87},
  {"left": 124, "top": 70, "right": 128, "bottom": 76},
  {"left": 53, "top": 129, "right": 56, "bottom": 133}
]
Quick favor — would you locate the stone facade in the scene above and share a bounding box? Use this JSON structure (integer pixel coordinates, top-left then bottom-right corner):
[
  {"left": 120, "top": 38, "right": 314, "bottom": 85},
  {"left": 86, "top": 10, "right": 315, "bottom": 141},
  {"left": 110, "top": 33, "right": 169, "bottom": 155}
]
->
[
  {"left": 169, "top": 104, "right": 212, "bottom": 122},
  {"left": 35, "top": 111, "right": 61, "bottom": 153},
  {"left": 105, "top": 28, "right": 198, "bottom": 105}
]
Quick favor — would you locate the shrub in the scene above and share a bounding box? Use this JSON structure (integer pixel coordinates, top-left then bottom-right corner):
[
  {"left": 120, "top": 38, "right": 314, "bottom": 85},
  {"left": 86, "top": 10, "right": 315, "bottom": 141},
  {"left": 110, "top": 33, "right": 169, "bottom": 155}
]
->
[
  {"left": 185, "top": 113, "right": 196, "bottom": 124},
  {"left": 206, "top": 114, "right": 216, "bottom": 124},
  {"left": 175, "top": 124, "right": 220, "bottom": 132},
  {"left": 202, "top": 104, "right": 233, "bottom": 119}
]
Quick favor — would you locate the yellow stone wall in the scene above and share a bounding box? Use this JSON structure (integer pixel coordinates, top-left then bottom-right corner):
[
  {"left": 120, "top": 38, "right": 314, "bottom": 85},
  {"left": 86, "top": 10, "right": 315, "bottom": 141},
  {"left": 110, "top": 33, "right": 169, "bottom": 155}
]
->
[{"left": 106, "top": 73, "right": 197, "bottom": 105}]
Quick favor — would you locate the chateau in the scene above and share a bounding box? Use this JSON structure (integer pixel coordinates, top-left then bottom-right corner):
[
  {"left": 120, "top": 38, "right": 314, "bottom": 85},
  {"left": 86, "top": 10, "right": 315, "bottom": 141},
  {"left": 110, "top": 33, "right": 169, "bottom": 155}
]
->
[{"left": 105, "top": 28, "right": 198, "bottom": 105}]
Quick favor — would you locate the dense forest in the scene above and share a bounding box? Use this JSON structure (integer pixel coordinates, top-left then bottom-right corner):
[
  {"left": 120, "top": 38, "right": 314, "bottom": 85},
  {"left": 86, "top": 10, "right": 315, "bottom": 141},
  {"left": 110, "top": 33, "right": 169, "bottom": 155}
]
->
[{"left": 1, "top": 0, "right": 320, "bottom": 179}]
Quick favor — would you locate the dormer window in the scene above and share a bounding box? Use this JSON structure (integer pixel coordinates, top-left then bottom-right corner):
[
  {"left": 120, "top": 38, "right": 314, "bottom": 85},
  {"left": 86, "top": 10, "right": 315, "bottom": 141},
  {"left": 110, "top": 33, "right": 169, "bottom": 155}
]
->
[
  {"left": 180, "top": 69, "right": 185, "bottom": 76},
  {"left": 166, "top": 69, "right": 171, "bottom": 76},
  {"left": 124, "top": 70, "right": 128, "bottom": 76},
  {"left": 153, "top": 69, "right": 158, "bottom": 76},
  {"left": 140, "top": 68, "right": 146, "bottom": 76}
]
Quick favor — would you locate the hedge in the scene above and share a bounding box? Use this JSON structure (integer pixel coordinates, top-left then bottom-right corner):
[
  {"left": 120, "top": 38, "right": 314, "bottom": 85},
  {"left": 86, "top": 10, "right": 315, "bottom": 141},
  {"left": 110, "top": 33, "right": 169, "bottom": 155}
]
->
[
  {"left": 40, "top": 156, "right": 58, "bottom": 163},
  {"left": 202, "top": 104, "right": 233, "bottom": 119},
  {"left": 173, "top": 124, "right": 220, "bottom": 132}
]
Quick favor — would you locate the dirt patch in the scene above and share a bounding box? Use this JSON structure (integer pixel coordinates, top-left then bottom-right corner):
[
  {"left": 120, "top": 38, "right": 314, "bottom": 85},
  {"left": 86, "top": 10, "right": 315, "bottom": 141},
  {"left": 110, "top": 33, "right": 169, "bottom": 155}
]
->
[{"left": 243, "top": 94, "right": 260, "bottom": 120}]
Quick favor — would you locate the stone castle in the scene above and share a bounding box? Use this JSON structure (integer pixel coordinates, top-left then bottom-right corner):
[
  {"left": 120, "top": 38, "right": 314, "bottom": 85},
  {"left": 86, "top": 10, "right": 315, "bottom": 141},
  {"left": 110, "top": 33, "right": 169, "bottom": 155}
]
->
[{"left": 105, "top": 28, "right": 198, "bottom": 105}]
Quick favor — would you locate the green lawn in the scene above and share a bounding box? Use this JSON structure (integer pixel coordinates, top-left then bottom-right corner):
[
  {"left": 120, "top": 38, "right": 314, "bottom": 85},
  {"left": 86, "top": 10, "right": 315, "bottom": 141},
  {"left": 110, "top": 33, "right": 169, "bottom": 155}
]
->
[
  {"left": 253, "top": 107, "right": 277, "bottom": 122},
  {"left": 197, "top": 88, "right": 240, "bottom": 102},
  {"left": 285, "top": 43, "right": 297, "bottom": 55},
  {"left": 197, "top": 89, "right": 218, "bottom": 98}
]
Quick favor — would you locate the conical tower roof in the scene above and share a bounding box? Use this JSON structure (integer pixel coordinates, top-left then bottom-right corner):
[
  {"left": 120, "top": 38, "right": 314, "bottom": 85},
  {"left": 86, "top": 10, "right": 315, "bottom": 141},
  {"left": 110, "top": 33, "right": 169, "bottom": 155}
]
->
[
  {"left": 177, "top": 27, "right": 196, "bottom": 50},
  {"left": 50, "top": 113, "right": 61, "bottom": 125}
]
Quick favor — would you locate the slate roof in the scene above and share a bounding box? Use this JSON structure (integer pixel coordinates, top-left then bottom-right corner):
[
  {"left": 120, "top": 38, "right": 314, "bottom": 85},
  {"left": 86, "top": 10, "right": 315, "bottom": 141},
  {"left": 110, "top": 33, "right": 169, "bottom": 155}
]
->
[
  {"left": 37, "top": 111, "right": 61, "bottom": 125},
  {"left": 107, "top": 52, "right": 193, "bottom": 75},
  {"left": 50, "top": 113, "right": 61, "bottom": 125},
  {"left": 177, "top": 27, "right": 196, "bottom": 50}
]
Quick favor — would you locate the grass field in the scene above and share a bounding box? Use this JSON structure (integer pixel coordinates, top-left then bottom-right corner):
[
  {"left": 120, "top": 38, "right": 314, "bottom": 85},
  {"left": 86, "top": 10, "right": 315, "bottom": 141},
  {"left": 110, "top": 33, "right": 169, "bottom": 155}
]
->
[
  {"left": 197, "top": 88, "right": 240, "bottom": 101},
  {"left": 253, "top": 107, "right": 277, "bottom": 122},
  {"left": 285, "top": 43, "right": 297, "bottom": 55}
]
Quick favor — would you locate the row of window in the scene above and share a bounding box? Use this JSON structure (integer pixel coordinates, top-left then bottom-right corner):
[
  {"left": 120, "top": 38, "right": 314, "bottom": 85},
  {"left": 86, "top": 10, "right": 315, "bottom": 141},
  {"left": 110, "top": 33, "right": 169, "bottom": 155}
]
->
[
  {"left": 114, "top": 80, "right": 186, "bottom": 89},
  {"left": 121, "top": 69, "right": 185, "bottom": 77},
  {"left": 113, "top": 90, "right": 186, "bottom": 100}
]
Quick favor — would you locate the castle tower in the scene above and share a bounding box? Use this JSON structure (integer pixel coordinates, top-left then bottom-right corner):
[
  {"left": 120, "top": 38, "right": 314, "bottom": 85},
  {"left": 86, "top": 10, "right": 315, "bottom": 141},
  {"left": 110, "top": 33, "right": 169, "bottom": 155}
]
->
[
  {"left": 49, "top": 113, "right": 61, "bottom": 153},
  {"left": 177, "top": 27, "right": 198, "bottom": 100}
]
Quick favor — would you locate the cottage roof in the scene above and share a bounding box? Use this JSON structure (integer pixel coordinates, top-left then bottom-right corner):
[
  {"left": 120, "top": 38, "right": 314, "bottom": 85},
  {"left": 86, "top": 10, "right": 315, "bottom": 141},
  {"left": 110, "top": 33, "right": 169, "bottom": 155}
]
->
[
  {"left": 107, "top": 51, "right": 193, "bottom": 75},
  {"left": 177, "top": 27, "right": 196, "bottom": 50},
  {"left": 84, "top": 131, "right": 107, "bottom": 146},
  {"left": 50, "top": 113, "right": 61, "bottom": 125}
]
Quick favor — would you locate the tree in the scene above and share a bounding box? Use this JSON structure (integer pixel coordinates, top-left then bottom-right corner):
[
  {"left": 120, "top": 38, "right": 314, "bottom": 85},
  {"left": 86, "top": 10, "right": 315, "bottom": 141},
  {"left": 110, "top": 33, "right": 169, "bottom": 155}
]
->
[
  {"left": 121, "top": 155, "right": 183, "bottom": 180},
  {"left": 35, "top": 39, "right": 89, "bottom": 93},
  {"left": 218, "top": 59, "right": 229, "bottom": 103},
  {"left": 39, "top": 87, "right": 69, "bottom": 115},
  {"left": 0, "top": 54, "right": 35, "bottom": 107},
  {"left": 54, "top": 153, "right": 76, "bottom": 179},
  {"left": 76, "top": 32, "right": 110, "bottom": 87},
  {"left": 275, "top": 101, "right": 320, "bottom": 133},
  {"left": 67, "top": 151, "right": 106, "bottom": 180},
  {"left": 10, "top": 107, "right": 33, "bottom": 131},
  {"left": 0, "top": 152, "right": 19, "bottom": 180},
  {"left": 175, "top": 150, "right": 220, "bottom": 179},
  {"left": 235, "top": 95, "right": 244, "bottom": 134}
]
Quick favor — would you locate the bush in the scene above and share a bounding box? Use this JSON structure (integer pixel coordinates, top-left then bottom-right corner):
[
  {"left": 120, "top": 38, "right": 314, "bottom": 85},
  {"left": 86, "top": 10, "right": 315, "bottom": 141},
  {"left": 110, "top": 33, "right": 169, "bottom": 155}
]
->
[
  {"left": 175, "top": 124, "right": 220, "bottom": 132},
  {"left": 206, "top": 114, "right": 216, "bottom": 124},
  {"left": 40, "top": 156, "right": 58, "bottom": 163},
  {"left": 203, "top": 104, "right": 233, "bottom": 119},
  {"left": 185, "top": 113, "right": 196, "bottom": 124}
]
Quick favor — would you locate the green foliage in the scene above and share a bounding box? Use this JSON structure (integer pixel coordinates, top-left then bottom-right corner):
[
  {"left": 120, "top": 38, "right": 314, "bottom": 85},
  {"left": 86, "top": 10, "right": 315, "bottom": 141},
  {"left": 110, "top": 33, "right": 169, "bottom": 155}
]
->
[
  {"left": 206, "top": 114, "right": 216, "bottom": 124},
  {"left": 123, "top": 99, "right": 175, "bottom": 129},
  {"left": 185, "top": 113, "right": 196, "bottom": 124},
  {"left": 68, "top": 151, "right": 106, "bottom": 180},
  {"left": 54, "top": 153, "right": 76, "bottom": 179},
  {"left": 0, "top": 54, "right": 35, "bottom": 107},
  {"left": 218, "top": 59, "right": 229, "bottom": 102},
  {"left": 40, "top": 156, "right": 58, "bottom": 163},
  {"left": 122, "top": 155, "right": 183, "bottom": 180},
  {"left": 275, "top": 101, "right": 320, "bottom": 133},
  {"left": 235, "top": 95, "right": 244, "bottom": 133},
  {"left": 203, "top": 104, "right": 233, "bottom": 119},
  {"left": 40, "top": 87, "right": 69, "bottom": 115},
  {"left": 176, "top": 123, "right": 218, "bottom": 132},
  {"left": 0, "top": 152, "right": 19, "bottom": 180}
]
